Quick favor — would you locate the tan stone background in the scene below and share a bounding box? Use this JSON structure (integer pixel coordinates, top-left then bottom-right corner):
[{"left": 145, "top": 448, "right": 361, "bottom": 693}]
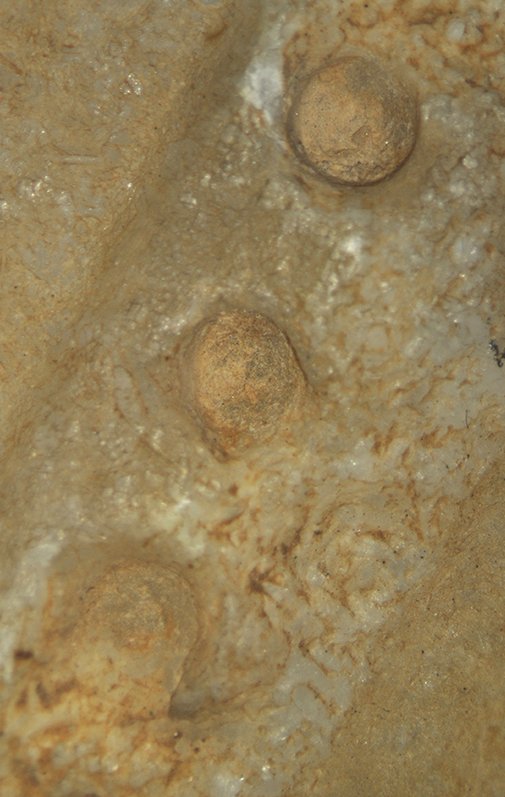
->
[
  {"left": 0, "top": 0, "right": 259, "bottom": 459},
  {"left": 1, "top": 1, "right": 504, "bottom": 795},
  {"left": 327, "top": 456, "right": 505, "bottom": 797}
]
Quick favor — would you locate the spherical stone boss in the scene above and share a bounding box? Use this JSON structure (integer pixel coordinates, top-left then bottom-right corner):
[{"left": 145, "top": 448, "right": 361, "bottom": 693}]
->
[
  {"left": 181, "top": 309, "right": 306, "bottom": 457},
  {"left": 287, "top": 55, "right": 418, "bottom": 186}
]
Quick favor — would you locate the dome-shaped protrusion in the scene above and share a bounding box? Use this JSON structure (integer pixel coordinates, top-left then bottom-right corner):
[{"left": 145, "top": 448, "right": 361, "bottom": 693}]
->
[
  {"left": 180, "top": 309, "right": 306, "bottom": 457},
  {"left": 69, "top": 560, "right": 199, "bottom": 720},
  {"left": 3, "top": 559, "right": 200, "bottom": 791},
  {"left": 287, "top": 55, "right": 418, "bottom": 186}
]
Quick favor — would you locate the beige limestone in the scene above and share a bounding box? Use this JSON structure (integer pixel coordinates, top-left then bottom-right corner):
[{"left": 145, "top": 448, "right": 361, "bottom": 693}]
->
[
  {"left": 1, "top": 1, "right": 505, "bottom": 796},
  {"left": 0, "top": 0, "right": 255, "bottom": 458}
]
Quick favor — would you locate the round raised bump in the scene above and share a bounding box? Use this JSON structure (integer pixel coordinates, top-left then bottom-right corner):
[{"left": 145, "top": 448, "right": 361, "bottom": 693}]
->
[
  {"left": 181, "top": 309, "right": 306, "bottom": 456},
  {"left": 287, "top": 55, "right": 418, "bottom": 186},
  {"left": 71, "top": 560, "right": 199, "bottom": 720}
]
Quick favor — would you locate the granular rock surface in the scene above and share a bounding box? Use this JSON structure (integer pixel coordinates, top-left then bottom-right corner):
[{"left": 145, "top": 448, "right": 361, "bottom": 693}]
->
[
  {"left": 181, "top": 309, "right": 306, "bottom": 456},
  {"left": 0, "top": 1, "right": 505, "bottom": 796},
  {"left": 287, "top": 55, "right": 418, "bottom": 185}
]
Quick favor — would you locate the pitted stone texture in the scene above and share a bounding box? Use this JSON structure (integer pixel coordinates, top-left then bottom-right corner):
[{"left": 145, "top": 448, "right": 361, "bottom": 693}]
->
[
  {"left": 181, "top": 309, "right": 306, "bottom": 457},
  {"left": 288, "top": 55, "right": 418, "bottom": 186},
  {"left": 69, "top": 560, "right": 199, "bottom": 721}
]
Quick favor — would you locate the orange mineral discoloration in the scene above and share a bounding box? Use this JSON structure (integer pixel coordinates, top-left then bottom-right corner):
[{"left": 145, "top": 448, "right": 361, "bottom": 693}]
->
[{"left": 2, "top": 557, "right": 200, "bottom": 794}]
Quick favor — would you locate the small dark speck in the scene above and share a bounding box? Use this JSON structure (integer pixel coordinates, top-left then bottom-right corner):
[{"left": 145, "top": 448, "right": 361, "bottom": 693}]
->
[
  {"left": 14, "top": 649, "right": 33, "bottom": 660},
  {"left": 489, "top": 339, "right": 505, "bottom": 368}
]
